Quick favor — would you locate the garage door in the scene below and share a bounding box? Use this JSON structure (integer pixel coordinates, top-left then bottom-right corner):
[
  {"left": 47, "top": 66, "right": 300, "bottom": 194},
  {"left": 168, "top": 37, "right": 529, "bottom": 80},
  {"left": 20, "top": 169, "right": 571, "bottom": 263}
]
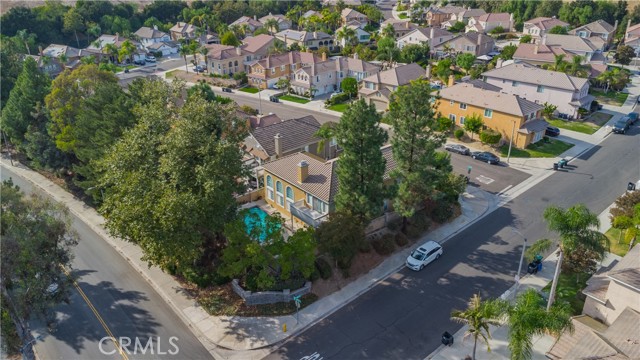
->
[{"left": 370, "top": 98, "right": 388, "bottom": 112}]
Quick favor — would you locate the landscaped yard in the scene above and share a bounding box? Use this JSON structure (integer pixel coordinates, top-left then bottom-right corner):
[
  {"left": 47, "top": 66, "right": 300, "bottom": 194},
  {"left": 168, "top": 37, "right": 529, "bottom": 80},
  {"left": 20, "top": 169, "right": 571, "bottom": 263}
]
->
[
  {"left": 398, "top": 12, "right": 408, "bottom": 19},
  {"left": 499, "top": 139, "right": 574, "bottom": 158},
  {"left": 239, "top": 87, "right": 259, "bottom": 94},
  {"left": 548, "top": 118, "right": 600, "bottom": 135},
  {"left": 605, "top": 227, "right": 632, "bottom": 257},
  {"left": 584, "top": 112, "right": 614, "bottom": 127},
  {"left": 328, "top": 103, "right": 349, "bottom": 112},
  {"left": 590, "top": 89, "right": 629, "bottom": 106},
  {"left": 542, "top": 271, "right": 589, "bottom": 315},
  {"left": 280, "top": 95, "right": 310, "bottom": 104},
  {"left": 165, "top": 70, "right": 178, "bottom": 78}
]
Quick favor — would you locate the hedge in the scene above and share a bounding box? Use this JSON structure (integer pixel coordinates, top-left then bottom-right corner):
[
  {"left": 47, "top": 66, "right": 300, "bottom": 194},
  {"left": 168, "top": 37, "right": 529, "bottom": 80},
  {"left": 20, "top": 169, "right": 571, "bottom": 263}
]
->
[
  {"left": 479, "top": 130, "right": 502, "bottom": 145},
  {"left": 454, "top": 128, "right": 465, "bottom": 140},
  {"left": 315, "top": 258, "right": 333, "bottom": 280},
  {"left": 372, "top": 234, "right": 396, "bottom": 255}
]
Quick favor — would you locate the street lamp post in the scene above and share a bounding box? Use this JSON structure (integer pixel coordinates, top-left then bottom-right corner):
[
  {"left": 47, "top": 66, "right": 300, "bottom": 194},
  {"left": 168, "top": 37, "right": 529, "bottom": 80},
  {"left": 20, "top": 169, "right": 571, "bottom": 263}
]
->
[
  {"left": 258, "top": 86, "right": 263, "bottom": 115},
  {"left": 506, "top": 119, "right": 516, "bottom": 164},
  {"left": 512, "top": 228, "right": 527, "bottom": 297}
]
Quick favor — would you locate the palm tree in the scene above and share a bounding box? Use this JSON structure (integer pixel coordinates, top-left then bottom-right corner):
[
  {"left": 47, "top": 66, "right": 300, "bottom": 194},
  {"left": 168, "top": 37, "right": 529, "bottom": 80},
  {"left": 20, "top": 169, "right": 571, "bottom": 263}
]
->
[
  {"left": 264, "top": 18, "right": 280, "bottom": 35},
  {"left": 552, "top": 54, "right": 566, "bottom": 72},
  {"left": 382, "top": 23, "right": 396, "bottom": 39},
  {"left": 179, "top": 46, "right": 190, "bottom": 73},
  {"left": 543, "top": 204, "right": 609, "bottom": 310},
  {"left": 337, "top": 26, "right": 358, "bottom": 48},
  {"left": 16, "top": 29, "right": 36, "bottom": 55},
  {"left": 199, "top": 46, "right": 209, "bottom": 72},
  {"left": 57, "top": 53, "right": 68, "bottom": 67},
  {"left": 118, "top": 40, "right": 137, "bottom": 64},
  {"left": 565, "top": 55, "right": 590, "bottom": 77},
  {"left": 450, "top": 294, "right": 508, "bottom": 360},
  {"left": 87, "top": 23, "right": 102, "bottom": 45},
  {"left": 508, "top": 289, "right": 574, "bottom": 360},
  {"left": 81, "top": 55, "right": 96, "bottom": 65},
  {"left": 103, "top": 43, "right": 118, "bottom": 64}
]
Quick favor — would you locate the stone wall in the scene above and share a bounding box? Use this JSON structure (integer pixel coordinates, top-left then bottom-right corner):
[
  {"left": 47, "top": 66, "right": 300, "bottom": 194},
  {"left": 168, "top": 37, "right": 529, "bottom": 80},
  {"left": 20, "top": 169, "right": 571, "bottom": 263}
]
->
[
  {"left": 365, "top": 212, "right": 401, "bottom": 235},
  {"left": 231, "top": 279, "right": 312, "bottom": 306},
  {"left": 236, "top": 188, "right": 264, "bottom": 205}
]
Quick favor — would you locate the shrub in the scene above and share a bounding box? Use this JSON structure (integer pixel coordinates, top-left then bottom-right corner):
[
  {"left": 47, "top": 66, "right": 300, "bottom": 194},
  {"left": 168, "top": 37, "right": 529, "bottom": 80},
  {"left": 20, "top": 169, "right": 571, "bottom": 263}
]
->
[
  {"left": 183, "top": 267, "right": 229, "bottom": 288},
  {"left": 407, "top": 210, "right": 431, "bottom": 238},
  {"left": 240, "top": 105, "right": 258, "bottom": 115},
  {"left": 387, "top": 218, "right": 402, "bottom": 232},
  {"left": 395, "top": 232, "right": 408, "bottom": 247},
  {"left": 479, "top": 130, "right": 501, "bottom": 145},
  {"left": 1, "top": 294, "right": 20, "bottom": 356},
  {"left": 431, "top": 200, "right": 454, "bottom": 223},
  {"left": 315, "top": 258, "right": 333, "bottom": 280},
  {"left": 454, "top": 128, "right": 465, "bottom": 140},
  {"left": 326, "top": 92, "right": 351, "bottom": 105},
  {"left": 316, "top": 212, "right": 364, "bottom": 272},
  {"left": 233, "top": 72, "right": 248, "bottom": 84},
  {"left": 372, "top": 234, "right": 396, "bottom": 255},
  {"left": 438, "top": 117, "right": 454, "bottom": 132},
  {"left": 359, "top": 239, "right": 372, "bottom": 253}
]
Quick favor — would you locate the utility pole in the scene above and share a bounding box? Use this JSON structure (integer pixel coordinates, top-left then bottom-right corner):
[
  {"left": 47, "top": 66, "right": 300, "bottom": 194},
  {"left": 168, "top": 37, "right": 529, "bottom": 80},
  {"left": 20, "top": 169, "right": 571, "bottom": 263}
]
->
[
  {"left": 513, "top": 228, "right": 527, "bottom": 297},
  {"left": 547, "top": 249, "right": 563, "bottom": 311},
  {"left": 506, "top": 119, "right": 516, "bottom": 164}
]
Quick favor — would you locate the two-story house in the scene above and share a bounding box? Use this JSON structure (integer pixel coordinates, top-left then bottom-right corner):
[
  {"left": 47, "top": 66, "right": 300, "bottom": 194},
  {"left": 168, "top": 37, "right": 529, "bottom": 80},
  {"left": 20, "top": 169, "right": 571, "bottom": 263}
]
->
[
  {"left": 291, "top": 55, "right": 381, "bottom": 96},
  {"left": 423, "top": 5, "right": 465, "bottom": 27},
  {"left": 259, "top": 13, "right": 292, "bottom": 31},
  {"left": 569, "top": 20, "right": 616, "bottom": 50},
  {"left": 169, "top": 22, "right": 198, "bottom": 41},
  {"left": 482, "top": 63, "right": 593, "bottom": 118},
  {"left": 624, "top": 20, "right": 640, "bottom": 55},
  {"left": 466, "top": 13, "right": 513, "bottom": 33},
  {"left": 433, "top": 32, "right": 495, "bottom": 57},
  {"left": 341, "top": 8, "right": 368, "bottom": 26},
  {"left": 205, "top": 45, "right": 247, "bottom": 76},
  {"left": 358, "top": 63, "right": 426, "bottom": 111},
  {"left": 133, "top": 26, "right": 176, "bottom": 54},
  {"left": 275, "top": 30, "right": 336, "bottom": 51},
  {"left": 230, "top": 16, "right": 264, "bottom": 34},
  {"left": 241, "top": 34, "right": 277, "bottom": 61},
  {"left": 396, "top": 27, "right": 454, "bottom": 49},
  {"left": 248, "top": 51, "right": 322, "bottom": 89},
  {"left": 262, "top": 144, "right": 395, "bottom": 228},
  {"left": 522, "top": 17, "right": 569, "bottom": 39},
  {"left": 379, "top": 19, "right": 419, "bottom": 38},
  {"left": 335, "top": 25, "right": 371, "bottom": 47},
  {"left": 41, "top": 44, "right": 82, "bottom": 68},
  {"left": 438, "top": 82, "right": 547, "bottom": 148},
  {"left": 440, "top": 8, "right": 486, "bottom": 29}
]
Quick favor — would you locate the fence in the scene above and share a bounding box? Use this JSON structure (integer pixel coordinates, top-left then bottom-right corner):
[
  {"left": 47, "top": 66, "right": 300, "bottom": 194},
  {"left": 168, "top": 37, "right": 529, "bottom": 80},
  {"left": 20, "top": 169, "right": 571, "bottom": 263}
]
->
[
  {"left": 231, "top": 279, "right": 312, "bottom": 305},
  {"left": 236, "top": 188, "right": 264, "bottom": 205},
  {"left": 365, "top": 212, "right": 401, "bottom": 235}
]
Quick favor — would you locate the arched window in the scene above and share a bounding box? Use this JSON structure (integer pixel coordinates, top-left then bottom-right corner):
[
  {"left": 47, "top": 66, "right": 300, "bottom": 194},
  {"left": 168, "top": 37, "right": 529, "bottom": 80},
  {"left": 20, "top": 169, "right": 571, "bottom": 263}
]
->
[
  {"left": 266, "top": 175, "right": 274, "bottom": 200},
  {"left": 276, "top": 181, "right": 284, "bottom": 207},
  {"left": 234, "top": 60, "right": 238, "bottom": 66},
  {"left": 228, "top": 61, "right": 232, "bottom": 67},
  {"left": 286, "top": 187, "right": 294, "bottom": 211}
]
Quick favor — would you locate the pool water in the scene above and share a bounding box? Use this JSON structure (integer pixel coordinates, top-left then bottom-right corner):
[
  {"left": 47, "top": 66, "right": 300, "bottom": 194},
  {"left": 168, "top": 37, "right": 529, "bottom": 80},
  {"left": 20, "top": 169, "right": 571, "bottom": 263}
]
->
[{"left": 243, "top": 207, "right": 277, "bottom": 242}]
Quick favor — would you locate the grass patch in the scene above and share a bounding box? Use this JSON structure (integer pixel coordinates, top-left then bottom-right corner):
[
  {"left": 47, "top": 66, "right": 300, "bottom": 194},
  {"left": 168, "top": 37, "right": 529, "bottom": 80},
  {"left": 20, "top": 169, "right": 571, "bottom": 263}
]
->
[
  {"left": 239, "top": 87, "right": 259, "bottom": 94},
  {"left": 605, "top": 227, "right": 632, "bottom": 257},
  {"left": 165, "top": 70, "right": 178, "bottom": 78},
  {"left": 328, "top": 103, "right": 349, "bottom": 112},
  {"left": 585, "top": 112, "right": 613, "bottom": 127},
  {"left": 398, "top": 12, "right": 408, "bottom": 19},
  {"left": 499, "top": 139, "right": 574, "bottom": 158},
  {"left": 548, "top": 119, "right": 599, "bottom": 135},
  {"left": 197, "top": 283, "right": 318, "bottom": 316},
  {"left": 590, "top": 89, "right": 629, "bottom": 106},
  {"left": 280, "top": 95, "right": 310, "bottom": 104},
  {"left": 542, "top": 271, "right": 588, "bottom": 316}
]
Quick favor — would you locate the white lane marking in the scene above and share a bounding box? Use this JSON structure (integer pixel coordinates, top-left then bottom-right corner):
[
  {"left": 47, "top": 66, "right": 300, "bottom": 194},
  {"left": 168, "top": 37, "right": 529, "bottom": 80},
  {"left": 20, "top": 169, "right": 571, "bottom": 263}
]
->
[
  {"left": 497, "top": 185, "right": 513, "bottom": 196},
  {"left": 300, "top": 352, "right": 324, "bottom": 360},
  {"left": 475, "top": 175, "right": 495, "bottom": 184}
]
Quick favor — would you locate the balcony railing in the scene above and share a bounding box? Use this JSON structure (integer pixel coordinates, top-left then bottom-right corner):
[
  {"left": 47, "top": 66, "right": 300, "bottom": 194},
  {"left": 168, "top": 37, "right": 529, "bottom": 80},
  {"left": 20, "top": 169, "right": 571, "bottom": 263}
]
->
[{"left": 290, "top": 200, "right": 328, "bottom": 228}]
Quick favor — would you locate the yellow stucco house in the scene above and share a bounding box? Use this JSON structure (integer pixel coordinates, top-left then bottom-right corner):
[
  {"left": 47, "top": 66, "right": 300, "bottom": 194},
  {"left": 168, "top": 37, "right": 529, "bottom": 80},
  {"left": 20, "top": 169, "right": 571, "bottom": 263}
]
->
[{"left": 437, "top": 82, "right": 547, "bottom": 149}]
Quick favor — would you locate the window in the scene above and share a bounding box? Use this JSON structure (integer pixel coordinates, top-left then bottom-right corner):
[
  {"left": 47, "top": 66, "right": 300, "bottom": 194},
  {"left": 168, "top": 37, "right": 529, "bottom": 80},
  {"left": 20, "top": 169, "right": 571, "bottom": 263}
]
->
[
  {"left": 484, "top": 109, "right": 493, "bottom": 118},
  {"left": 281, "top": 65, "right": 286, "bottom": 71},
  {"left": 286, "top": 187, "right": 294, "bottom": 211},
  {"left": 276, "top": 181, "right": 284, "bottom": 207},
  {"left": 450, "top": 100, "right": 454, "bottom": 105},
  {"left": 512, "top": 81, "right": 519, "bottom": 87},
  {"left": 449, "top": 114, "right": 456, "bottom": 122},
  {"left": 460, "top": 116, "right": 465, "bottom": 124},
  {"left": 316, "top": 76, "right": 319, "bottom": 82},
  {"left": 537, "top": 85, "right": 544, "bottom": 93},
  {"left": 459, "top": 103, "right": 467, "bottom": 110},
  {"left": 266, "top": 175, "right": 274, "bottom": 200},
  {"left": 234, "top": 60, "right": 238, "bottom": 66},
  {"left": 306, "top": 193, "right": 313, "bottom": 206}
]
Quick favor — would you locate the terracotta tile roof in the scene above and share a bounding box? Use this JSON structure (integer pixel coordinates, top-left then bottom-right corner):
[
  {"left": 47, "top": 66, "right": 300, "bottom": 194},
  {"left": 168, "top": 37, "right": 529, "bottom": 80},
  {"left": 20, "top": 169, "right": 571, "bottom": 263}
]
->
[
  {"left": 482, "top": 63, "right": 588, "bottom": 91},
  {"left": 569, "top": 20, "right": 615, "bottom": 35},
  {"left": 134, "top": 26, "right": 168, "bottom": 39},
  {"left": 475, "top": 12, "right": 511, "bottom": 22},
  {"left": 361, "top": 63, "right": 425, "bottom": 87},
  {"left": 42, "top": 44, "right": 80, "bottom": 58},
  {"left": 434, "top": 5, "right": 465, "bottom": 14},
  {"left": 513, "top": 43, "right": 578, "bottom": 63},
  {"left": 341, "top": 8, "right": 367, "bottom": 19},
  {"left": 439, "top": 83, "right": 543, "bottom": 117},
  {"left": 241, "top": 34, "right": 275, "bottom": 53},
  {"left": 544, "top": 34, "right": 600, "bottom": 52},
  {"left": 231, "top": 16, "right": 263, "bottom": 28},
  {"left": 259, "top": 13, "right": 288, "bottom": 24},
  {"left": 607, "top": 243, "right": 640, "bottom": 290},
  {"left": 250, "top": 114, "right": 282, "bottom": 128},
  {"left": 170, "top": 22, "right": 198, "bottom": 35},
  {"left": 547, "top": 315, "right": 610, "bottom": 360},
  {"left": 603, "top": 307, "right": 640, "bottom": 358},
  {"left": 254, "top": 51, "right": 322, "bottom": 69},
  {"left": 204, "top": 44, "right": 246, "bottom": 60},
  {"left": 250, "top": 116, "right": 322, "bottom": 158},
  {"left": 524, "top": 17, "right": 569, "bottom": 31},
  {"left": 276, "top": 29, "right": 333, "bottom": 42}
]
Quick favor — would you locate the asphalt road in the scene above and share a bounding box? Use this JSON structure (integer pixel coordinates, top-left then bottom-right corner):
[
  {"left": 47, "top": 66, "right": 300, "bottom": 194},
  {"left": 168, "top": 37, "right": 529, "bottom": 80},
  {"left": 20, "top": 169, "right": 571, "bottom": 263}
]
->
[
  {"left": 1, "top": 167, "right": 213, "bottom": 360},
  {"left": 264, "top": 125, "right": 640, "bottom": 360},
  {"left": 448, "top": 152, "right": 530, "bottom": 194}
]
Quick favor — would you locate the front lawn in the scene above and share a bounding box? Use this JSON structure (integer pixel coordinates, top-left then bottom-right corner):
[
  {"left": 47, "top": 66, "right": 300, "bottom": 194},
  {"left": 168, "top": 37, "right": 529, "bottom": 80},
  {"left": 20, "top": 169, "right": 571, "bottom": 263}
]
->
[
  {"left": 165, "top": 70, "right": 178, "bottom": 78},
  {"left": 605, "top": 227, "right": 632, "bottom": 257},
  {"left": 239, "top": 87, "right": 259, "bottom": 94},
  {"left": 328, "top": 103, "right": 349, "bottom": 112},
  {"left": 548, "top": 119, "right": 599, "bottom": 135},
  {"left": 542, "top": 271, "right": 589, "bottom": 315},
  {"left": 499, "top": 139, "right": 574, "bottom": 158},
  {"left": 590, "top": 89, "right": 629, "bottom": 106},
  {"left": 585, "top": 112, "right": 614, "bottom": 127},
  {"left": 280, "top": 95, "right": 311, "bottom": 104},
  {"left": 398, "top": 12, "right": 408, "bottom": 19}
]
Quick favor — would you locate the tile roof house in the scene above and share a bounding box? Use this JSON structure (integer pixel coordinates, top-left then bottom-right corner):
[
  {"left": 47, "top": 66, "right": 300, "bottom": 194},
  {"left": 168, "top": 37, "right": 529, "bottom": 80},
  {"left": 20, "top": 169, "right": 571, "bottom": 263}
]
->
[
  {"left": 569, "top": 19, "right": 616, "bottom": 49},
  {"left": 262, "top": 144, "right": 395, "bottom": 228},
  {"left": 513, "top": 33, "right": 605, "bottom": 67},
  {"left": 422, "top": 5, "right": 465, "bottom": 27},
  {"left": 230, "top": 16, "right": 264, "bottom": 34},
  {"left": 396, "top": 27, "right": 455, "bottom": 49},
  {"left": 275, "top": 30, "right": 336, "bottom": 51},
  {"left": 204, "top": 35, "right": 276, "bottom": 76},
  {"left": 247, "top": 51, "right": 323, "bottom": 89},
  {"left": 432, "top": 32, "right": 495, "bottom": 57},
  {"left": 482, "top": 63, "right": 593, "bottom": 118},
  {"left": 341, "top": 8, "right": 368, "bottom": 26},
  {"left": 359, "top": 63, "right": 426, "bottom": 111},
  {"left": 624, "top": 20, "right": 640, "bottom": 55},
  {"left": 41, "top": 44, "right": 83, "bottom": 69},
  {"left": 440, "top": 8, "right": 486, "bottom": 29},
  {"left": 169, "top": 22, "right": 198, "bottom": 41},
  {"left": 465, "top": 12, "right": 514, "bottom": 33},
  {"left": 134, "top": 26, "right": 176, "bottom": 54},
  {"left": 249, "top": 113, "right": 282, "bottom": 129},
  {"left": 259, "top": 13, "right": 292, "bottom": 31},
  {"left": 243, "top": 116, "right": 332, "bottom": 163},
  {"left": 323, "top": 0, "right": 362, "bottom": 6},
  {"left": 380, "top": 19, "right": 419, "bottom": 38},
  {"left": 84, "top": 34, "right": 146, "bottom": 62},
  {"left": 438, "top": 82, "right": 546, "bottom": 148},
  {"left": 291, "top": 55, "right": 381, "bottom": 96},
  {"left": 335, "top": 25, "right": 371, "bottom": 47},
  {"left": 522, "top": 17, "right": 569, "bottom": 38},
  {"left": 241, "top": 34, "right": 277, "bottom": 56}
]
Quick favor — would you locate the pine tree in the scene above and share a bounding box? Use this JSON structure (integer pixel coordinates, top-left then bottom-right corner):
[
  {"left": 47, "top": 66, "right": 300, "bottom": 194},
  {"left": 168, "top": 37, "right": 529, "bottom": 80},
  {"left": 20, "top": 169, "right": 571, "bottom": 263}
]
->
[
  {"left": 1, "top": 57, "right": 51, "bottom": 149},
  {"left": 387, "top": 79, "right": 447, "bottom": 230},
  {"left": 334, "top": 99, "right": 388, "bottom": 223}
]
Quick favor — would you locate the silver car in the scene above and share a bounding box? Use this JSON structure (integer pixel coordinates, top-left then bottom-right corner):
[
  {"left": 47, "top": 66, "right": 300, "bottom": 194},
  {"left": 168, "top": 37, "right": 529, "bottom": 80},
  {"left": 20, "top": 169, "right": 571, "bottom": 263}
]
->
[{"left": 444, "top": 144, "right": 470, "bottom": 155}]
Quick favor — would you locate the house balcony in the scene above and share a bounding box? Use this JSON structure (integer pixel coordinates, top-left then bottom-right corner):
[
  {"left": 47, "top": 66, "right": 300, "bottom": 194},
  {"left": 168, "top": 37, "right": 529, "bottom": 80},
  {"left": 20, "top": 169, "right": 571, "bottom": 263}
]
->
[{"left": 290, "top": 200, "right": 328, "bottom": 228}]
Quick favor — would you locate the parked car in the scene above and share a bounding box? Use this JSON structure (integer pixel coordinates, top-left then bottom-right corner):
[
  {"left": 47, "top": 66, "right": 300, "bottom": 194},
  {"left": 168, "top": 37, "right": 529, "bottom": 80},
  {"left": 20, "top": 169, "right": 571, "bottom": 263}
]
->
[
  {"left": 145, "top": 55, "right": 156, "bottom": 62},
  {"left": 471, "top": 151, "right": 500, "bottom": 165},
  {"left": 406, "top": 241, "right": 443, "bottom": 271},
  {"left": 612, "top": 119, "right": 630, "bottom": 134},
  {"left": 545, "top": 126, "right": 560, "bottom": 137},
  {"left": 222, "top": 87, "right": 233, "bottom": 93},
  {"left": 269, "top": 96, "right": 280, "bottom": 103},
  {"left": 444, "top": 144, "right": 470, "bottom": 155},
  {"left": 133, "top": 59, "right": 146, "bottom": 66},
  {"left": 192, "top": 65, "right": 205, "bottom": 73},
  {"left": 628, "top": 112, "right": 638, "bottom": 124}
]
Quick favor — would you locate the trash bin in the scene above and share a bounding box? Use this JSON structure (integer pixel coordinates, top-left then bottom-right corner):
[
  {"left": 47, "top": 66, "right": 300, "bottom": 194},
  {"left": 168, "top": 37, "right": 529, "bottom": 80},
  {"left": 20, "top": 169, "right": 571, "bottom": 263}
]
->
[
  {"left": 558, "top": 159, "right": 567, "bottom": 168},
  {"left": 553, "top": 163, "right": 558, "bottom": 171},
  {"left": 527, "top": 262, "right": 538, "bottom": 274},
  {"left": 442, "top": 331, "right": 454, "bottom": 346},
  {"left": 628, "top": 182, "right": 637, "bottom": 191}
]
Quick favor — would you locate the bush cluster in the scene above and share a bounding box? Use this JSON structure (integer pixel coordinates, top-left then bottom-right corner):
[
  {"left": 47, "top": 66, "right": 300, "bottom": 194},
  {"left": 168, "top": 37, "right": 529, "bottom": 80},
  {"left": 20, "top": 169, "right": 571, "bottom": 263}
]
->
[
  {"left": 315, "top": 258, "right": 333, "bottom": 280},
  {"left": 372, "top": 234, "right": 396, "bottom": 255},
  {"left": 325, "top": 92, "right": 351, "bottom": 106},
  {"left": 395, "top": 232, "right": 408, "bottom": 246},
  {"left": 479, "top": 130, "right": 502, "bottom": 145},
  {"left": 454, "top": 129, "right": 465, "bottom": 140}
]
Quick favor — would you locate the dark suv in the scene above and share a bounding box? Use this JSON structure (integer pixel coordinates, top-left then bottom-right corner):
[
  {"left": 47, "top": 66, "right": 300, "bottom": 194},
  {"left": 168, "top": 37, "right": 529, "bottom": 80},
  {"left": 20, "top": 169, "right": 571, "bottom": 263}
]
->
[
  {"left": 612, "top": 118, "right": 631, "bottom": 134},
  {"left": 471, "top": 151, "right": 500, "bottom": 165}
]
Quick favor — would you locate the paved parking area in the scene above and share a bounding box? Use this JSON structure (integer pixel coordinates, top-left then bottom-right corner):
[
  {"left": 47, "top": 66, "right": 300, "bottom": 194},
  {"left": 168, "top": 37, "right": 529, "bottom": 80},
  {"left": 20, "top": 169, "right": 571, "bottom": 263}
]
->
[{"left": 449, "top": 153, "right": 531, "bottom": 194}]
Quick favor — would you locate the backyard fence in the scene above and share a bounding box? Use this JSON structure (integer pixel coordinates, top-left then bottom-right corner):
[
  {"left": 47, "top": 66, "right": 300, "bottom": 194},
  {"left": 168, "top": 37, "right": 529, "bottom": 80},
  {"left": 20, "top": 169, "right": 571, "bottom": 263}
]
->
[{"left": 231, "top": 279, "right": 312, "bottom": 305}]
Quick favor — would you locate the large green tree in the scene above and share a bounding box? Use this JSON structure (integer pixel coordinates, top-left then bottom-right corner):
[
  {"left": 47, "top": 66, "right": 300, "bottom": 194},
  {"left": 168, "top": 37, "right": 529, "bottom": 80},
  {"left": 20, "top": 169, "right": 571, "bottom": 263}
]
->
[
  {"left": 1, "top": 57, "right": 51, "bottom": 149},
  {"left": 614, "top": 45, "right": 635, "bottom": 68},
  {"left": 387, "top": 79, "right": 448, "bottom": 229},
  {"left": 97, "top": 79, "right": 248, "bottom": 277},
  {"left": 316, "top": 211, "right": 365, "bottom": 271},
  {"left": 0, "top": 35, "right": 25, "bottom": 106},
  {"left": 334, "top": 99, "right": 388, "bottom": 222},
  {"left": 63, "top": 7, "right": 84, "bottom": 48},
  {"left": 456, "top": 53, "right": 476, "bottom": 74}
]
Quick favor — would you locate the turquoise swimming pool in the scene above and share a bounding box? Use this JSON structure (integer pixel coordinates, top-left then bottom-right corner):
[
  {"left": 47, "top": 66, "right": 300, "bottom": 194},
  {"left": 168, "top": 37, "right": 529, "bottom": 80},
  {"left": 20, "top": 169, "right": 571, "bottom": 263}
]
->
[{"left": 243, "top": 207, "right": 276, "bottom": 242}]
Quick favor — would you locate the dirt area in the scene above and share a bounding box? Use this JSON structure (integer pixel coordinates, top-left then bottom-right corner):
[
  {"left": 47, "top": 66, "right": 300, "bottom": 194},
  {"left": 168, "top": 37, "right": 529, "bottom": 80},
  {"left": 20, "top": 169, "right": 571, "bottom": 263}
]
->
[
  {"left": 583, "top": 112, "right": 613, "bottom": 126},
  {"left": 0, "top": 0, "right": 154, "bottom": 14},
  {"left": 168, "top": 70, "right": 238, "bottom": 88},
  {"left": 449, "top": 135, "right": 500, "bottom": 153}
]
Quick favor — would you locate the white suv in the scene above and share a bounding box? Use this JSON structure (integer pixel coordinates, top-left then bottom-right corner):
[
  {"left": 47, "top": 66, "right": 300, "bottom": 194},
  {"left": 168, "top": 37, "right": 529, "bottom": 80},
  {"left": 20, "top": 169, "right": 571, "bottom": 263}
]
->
[{"left": 406, "top": 241, "right": 443, "bottom": 271}]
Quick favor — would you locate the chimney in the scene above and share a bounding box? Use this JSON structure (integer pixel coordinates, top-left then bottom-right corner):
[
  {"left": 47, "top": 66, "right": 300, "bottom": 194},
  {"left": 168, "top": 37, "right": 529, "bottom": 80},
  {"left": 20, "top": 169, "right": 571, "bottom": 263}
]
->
[
  {"left": 627, "top": 19, "right": 632, "bottom": 33},
  {"left": 426, "top": 64, "right": 431, "bottom": 79},
  {"left": 153, "top": 25, "right": 158, "bottom": 30},
  {"left": 236, "top": 47, "right": 242, "bottom": 56},
  {"left": 448, "top": 74, "right": 455, "bottom": 87},
  {"left": 405, "top": 21, "right": 410, "bottom": 29},
  {"left": 430, "top": 27, "right": 435, "bottom": 39},
  {"left": 541, "top": 34, "right": 547, "bottom": 45},
  {"left": 313, "top": 31, "right": 317, "bottom": 39},
  {"left": 533, "top": 43, "right": 539, "bottom": 54},
  {"left": 297, "top": 160, "right": 309, "bottom": 183},
  {"left": 322, "top": 51, "right": 326, "bottom": 61},
  {"left": 274, "top": 133, "right": 282, "bottom": 157},
  {"left": 254, "top": 15, "right": 257, "bottom": 21},
  {"left": 477, "top": 33, "right": 483, "bottom": 45},
  {"left": 496, "top": 58, "right": 503, "bottom": 68},
  {"left": 38, "top": 45, "right": 43, "bottom": 56}
]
